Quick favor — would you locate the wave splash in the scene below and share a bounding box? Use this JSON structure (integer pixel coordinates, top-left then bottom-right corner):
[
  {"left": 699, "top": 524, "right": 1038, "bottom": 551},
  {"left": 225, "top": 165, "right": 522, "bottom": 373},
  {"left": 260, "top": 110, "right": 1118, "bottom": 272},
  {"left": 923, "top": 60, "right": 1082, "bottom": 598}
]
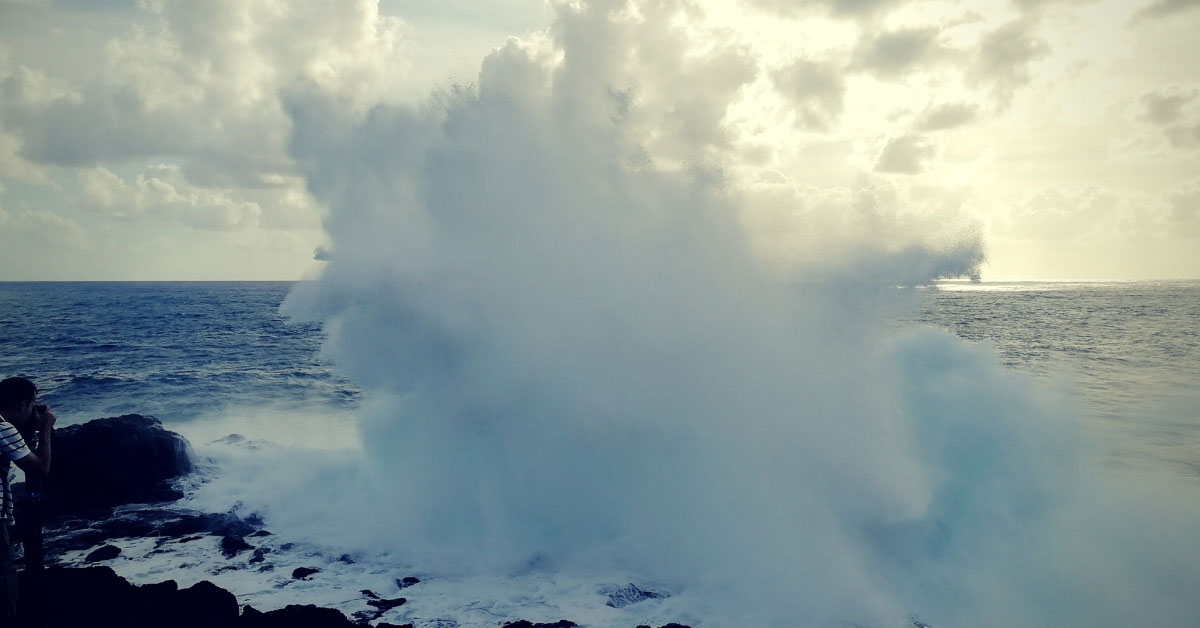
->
[{"left": 238, "top": 2, "right": 1200, "bottom": 626}]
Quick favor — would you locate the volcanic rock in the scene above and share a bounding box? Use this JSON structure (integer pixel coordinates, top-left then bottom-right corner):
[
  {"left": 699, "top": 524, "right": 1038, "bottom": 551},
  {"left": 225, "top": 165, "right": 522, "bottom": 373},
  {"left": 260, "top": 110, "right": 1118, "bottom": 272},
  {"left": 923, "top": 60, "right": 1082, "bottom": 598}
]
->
[
  {"left": 84, "top": 544, "right": 121, "bottom": 562},
  {"left": 292, "top": 566, "right": 321, "bottom": 580},
  {"left": 44, "top": 414, "right": 192, "bottom": 514},
  {"left": 220, "top": 534, "right": 255, "bottom": 558},
  {"left": 603, "top": 582, "right": 667, "bottom": 608},
  {"left": 502, "top": 621, "right": 577, "bottom": 628},
  {"left": 243, "top": 604, "right": 357, "bottom": 628}
]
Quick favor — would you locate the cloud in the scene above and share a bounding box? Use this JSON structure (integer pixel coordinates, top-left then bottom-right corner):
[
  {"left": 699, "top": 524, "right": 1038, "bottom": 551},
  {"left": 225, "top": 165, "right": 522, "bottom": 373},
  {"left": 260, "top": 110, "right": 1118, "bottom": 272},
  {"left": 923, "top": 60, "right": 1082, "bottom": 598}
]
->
[
  {"left": 0, "top": 0, "right": 409, "bottom": 184},
  {"left": 915, "top": 101, "right": 979, "bottom": 131},
  {"left": 1166, "top": 180, "right": 1200, "bottom": 236},
  {"left": 1136, "top": 84, "right": 1200, "bottom": 150},
  {"left": 4, "top": 208, "right": 88, "bottom": 249},
  {"left": 745, "top": 0, "right": 908, "bottom": 18},
  {"left": 771, "top": 57, "right": 846, "bottom": 131},
  {"left": 969, "top": 18, "right": 1050, "bottom": 108},
  {"left": 994, "top": 186, "right": 1168, "bottom": 242},
  {"left": 875, "top": 134, "right": 937, "bottom": 174},
  {"left": 76, "top": 164, "right": 263, "bottom": 231},
  {"left": 1131, "top": 0, "right": 1200, "bottom": 22},
  {"left": 852, "top": 26, "right": 949, "bottom": 77}
]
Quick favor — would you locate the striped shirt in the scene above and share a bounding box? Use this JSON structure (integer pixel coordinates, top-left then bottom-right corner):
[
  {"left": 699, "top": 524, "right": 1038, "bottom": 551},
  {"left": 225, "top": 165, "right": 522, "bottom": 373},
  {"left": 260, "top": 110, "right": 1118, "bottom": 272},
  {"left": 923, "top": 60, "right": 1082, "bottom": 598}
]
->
[{"left": 0, "top": 420, "right": 31, "bottom": 525}]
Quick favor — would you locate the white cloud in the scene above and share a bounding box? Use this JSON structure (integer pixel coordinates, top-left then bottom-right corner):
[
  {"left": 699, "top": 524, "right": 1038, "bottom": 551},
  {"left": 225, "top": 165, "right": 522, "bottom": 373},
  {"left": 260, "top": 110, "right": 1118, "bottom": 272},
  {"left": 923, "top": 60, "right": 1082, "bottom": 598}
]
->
[
  {"left": 915, "top": 101, "right": 980, "bottom": 131},
  {"left": 1166, "top": 179, "right": 1200, "bottom": 237},
  {"left": 76, "top": 164, "right": 263, "bottom": 231},
  {"left": 745, "top": 0, "right": 908, "bottom": 18},
  {"left": 771, "top": 57, "right": 846, "bottom": 131},
  {"left": 6, "top": 208, "right": 88, "bottom": 249},
  {"left": 0, "top": 0, "right": 410, "bottom": 181},
  {"left": 1137, "top": 83, "right": 1200, "bottom": 150},
  {"left": 969, "top": 18, "right": 1050, "bottom": 109},
  {"left": 852, "top": 25, "right": 950, "bottom": 77},
  {"left": 875, "top": 133, "right": 938, "bottom": 174},
  {"left": 1131, "top": 0, "right": 1200, "bottom": 22},
  {"left": 993, "top": 185, "right": 1170, "bottom": 242}
]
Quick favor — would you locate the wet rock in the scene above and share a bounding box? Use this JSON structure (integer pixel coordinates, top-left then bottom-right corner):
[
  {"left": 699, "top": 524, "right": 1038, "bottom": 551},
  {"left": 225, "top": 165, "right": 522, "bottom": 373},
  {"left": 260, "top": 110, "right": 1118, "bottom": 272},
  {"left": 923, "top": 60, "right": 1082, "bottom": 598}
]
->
[
  {"left": 396, "top": 576, "right": 421, "bottom": 589},
  {"left": 603, "top": 582, "right": 667, "bottom": 608},
  {"left": 85, "top": 544, "right": 121, "bottom": 562},
  {"left": 292, "top": 566, "right": 321, "bottom": 580},
  {"left": 502, "top": 621, "right": 577, "bottom": 628},
  {"left": 176, "top": 579, "right": 240, "bottom": 625},
  {"left": 249, "top": 548, "right": 267, "bottom": 564},
  {"left": 45, "top": 414, "right": 192, "bottom": 514},
  {"left": 367, "top": 596, "right": 407, "bottom": 612},
  {"left": 15, "top": 566, "right": 237, "bottom": 628},
  {"left": 160, "top": 512, "right": 258, "bottom": 538},
  {"left": 220, "top": 534, "right": 254, "bottom": 558},
  {"left": 244, "top": 603, "right": 357, "bottom": 628}
]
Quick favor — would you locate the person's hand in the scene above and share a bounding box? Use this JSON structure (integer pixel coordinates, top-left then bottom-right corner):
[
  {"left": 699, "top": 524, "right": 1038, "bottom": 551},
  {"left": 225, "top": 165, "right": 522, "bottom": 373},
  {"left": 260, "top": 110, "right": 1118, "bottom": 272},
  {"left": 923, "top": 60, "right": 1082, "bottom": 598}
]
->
[{"left": 38, "top": 407, "right": 56, "bottom": 431}]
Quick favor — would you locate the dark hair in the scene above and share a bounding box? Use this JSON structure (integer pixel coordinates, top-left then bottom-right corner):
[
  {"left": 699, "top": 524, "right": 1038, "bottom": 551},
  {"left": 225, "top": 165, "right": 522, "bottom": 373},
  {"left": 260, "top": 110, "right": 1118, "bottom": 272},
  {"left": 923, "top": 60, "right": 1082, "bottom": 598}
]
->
[{"left": 0, "top": 377, "right": 37, "bottom": 410}]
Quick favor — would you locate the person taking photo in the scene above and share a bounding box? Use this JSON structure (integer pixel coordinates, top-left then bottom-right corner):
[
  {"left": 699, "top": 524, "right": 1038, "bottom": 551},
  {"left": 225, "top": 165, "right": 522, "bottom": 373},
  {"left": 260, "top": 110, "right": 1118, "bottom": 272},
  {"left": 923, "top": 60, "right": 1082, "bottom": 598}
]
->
[{"left": 0, "top": 377, "right": 54, "bottom": 621}]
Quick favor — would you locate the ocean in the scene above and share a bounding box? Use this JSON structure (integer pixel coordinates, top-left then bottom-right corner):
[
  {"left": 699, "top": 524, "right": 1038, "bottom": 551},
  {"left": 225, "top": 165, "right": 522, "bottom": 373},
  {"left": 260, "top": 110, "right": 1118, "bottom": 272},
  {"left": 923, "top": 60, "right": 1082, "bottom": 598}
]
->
[{"left": 1, "top": 280, "right": 1198, "bottom": 627}]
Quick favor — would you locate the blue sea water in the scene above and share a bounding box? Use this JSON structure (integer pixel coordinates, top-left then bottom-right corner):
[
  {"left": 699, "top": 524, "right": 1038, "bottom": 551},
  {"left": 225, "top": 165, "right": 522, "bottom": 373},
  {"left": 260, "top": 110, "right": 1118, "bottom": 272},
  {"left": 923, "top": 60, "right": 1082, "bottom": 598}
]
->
[
  {"left": 2, "top": 280, "right": 1199, "bottom": 626},
  {"left": 918, "top": 280, "right": 1200, "bottom": 481},
  {"left": 0, "top": 282, "right": 360, "bottom": 424},
  {"left": 3, "top": 280, "right": 1195, "bottom": 482}
]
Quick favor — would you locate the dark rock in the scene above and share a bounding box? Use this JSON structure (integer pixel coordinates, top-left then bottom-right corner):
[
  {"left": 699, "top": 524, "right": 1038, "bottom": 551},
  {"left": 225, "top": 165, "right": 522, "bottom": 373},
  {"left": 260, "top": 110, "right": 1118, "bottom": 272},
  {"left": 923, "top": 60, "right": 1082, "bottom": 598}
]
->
[
  {"left": 45, "top": 414, "right": 192, "bottom": 514},
  {"left": 337, "top": 553, "right": 354, "bottom": 564},
  {"left": 175, "top": 579, "right": 240, "bottom": 627},
  {"left": 502, "top": 622, "right": 577, "bottom": 628},
  {"left": 95, "top": 515, "right": 159, "bottom": 538},
  {"left": 396, "top": 576, "right": 420, "bottom": 589},
  {"left": 375, "top": 624, "right": 415, "bottom": 628},
  {"left": 292, "top": 566, "right": 321, "bottom": 580},
  {"left": 244, "top": 603, "right": 357, "bottom": 628},
  {"left": 249, "top": 529, "right": 272, "bottom": 537},
  {"left": 603, "top": 582, "right": 667, "bottom": 608},
  {"left": 160, "top": 512, "right": 258, "bottom": 538},
  {"left": 249, "top": 548, "right": 267, "bottom": 564},
  {"left": 220, "top": 534, "right": 254, "bottom": 558},
  {"left": 17, "top": 566, "right": 137, "bottom": 626},
  {"left": 85, "top": 544, "right": 121, "bottom": 562},
  {"left": 46, "top": 528, "right": 109, "bottom": 554},
  {"left": 366, "top": 596, "right": 406, "bottom": 611},
  {"left": 361, "top": 589, "right": 380, "bottom": 599}
]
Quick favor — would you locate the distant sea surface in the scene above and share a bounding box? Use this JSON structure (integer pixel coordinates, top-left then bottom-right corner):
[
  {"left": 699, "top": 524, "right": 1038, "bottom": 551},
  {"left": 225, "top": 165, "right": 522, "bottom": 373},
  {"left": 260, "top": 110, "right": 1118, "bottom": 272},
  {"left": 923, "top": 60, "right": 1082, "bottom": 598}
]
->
[
  {"left": 0, "top": 281, "right": 360, "bottom": 423},
  {"left": 2, "top": 279, "right": 1197, "bottom": 480}
]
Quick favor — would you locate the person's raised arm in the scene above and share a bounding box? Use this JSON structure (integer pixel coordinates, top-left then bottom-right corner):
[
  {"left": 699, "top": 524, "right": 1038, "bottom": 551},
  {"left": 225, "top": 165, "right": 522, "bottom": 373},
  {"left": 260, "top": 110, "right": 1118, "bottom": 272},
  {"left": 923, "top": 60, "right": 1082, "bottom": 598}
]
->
[{"left": 13, "top": 408, "right": 53, "bottom": 477}]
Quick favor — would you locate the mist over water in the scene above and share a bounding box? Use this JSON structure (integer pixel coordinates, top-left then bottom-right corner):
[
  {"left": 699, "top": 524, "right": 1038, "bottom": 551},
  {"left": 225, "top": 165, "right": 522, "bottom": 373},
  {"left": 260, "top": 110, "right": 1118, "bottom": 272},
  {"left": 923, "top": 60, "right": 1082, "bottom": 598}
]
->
[{"left": 249, "top": 2, "right": 1200, "bottom": 626}]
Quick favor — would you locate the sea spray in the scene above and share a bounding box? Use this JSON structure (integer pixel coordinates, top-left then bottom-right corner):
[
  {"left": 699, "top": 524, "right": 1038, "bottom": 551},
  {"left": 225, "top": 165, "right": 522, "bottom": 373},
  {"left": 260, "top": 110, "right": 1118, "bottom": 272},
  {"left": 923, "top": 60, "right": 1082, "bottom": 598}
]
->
[{"left": 228, "top": 2, "right": 1200, "bottom": 626}]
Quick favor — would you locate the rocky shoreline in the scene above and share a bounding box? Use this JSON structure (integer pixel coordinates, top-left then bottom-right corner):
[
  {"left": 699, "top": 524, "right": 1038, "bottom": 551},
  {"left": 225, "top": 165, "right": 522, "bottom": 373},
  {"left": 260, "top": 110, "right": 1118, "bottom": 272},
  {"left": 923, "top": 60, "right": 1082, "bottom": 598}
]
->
[{"left": 13, "top": 415, "right": 693, "bottom": 628}]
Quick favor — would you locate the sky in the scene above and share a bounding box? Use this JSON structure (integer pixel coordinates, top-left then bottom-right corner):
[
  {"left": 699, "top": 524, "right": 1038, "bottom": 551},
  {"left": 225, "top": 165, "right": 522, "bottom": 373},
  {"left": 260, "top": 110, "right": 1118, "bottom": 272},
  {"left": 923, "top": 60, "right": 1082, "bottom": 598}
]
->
[{"left": 0, "top": 0, "right": 1197, "bottom": 281}]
